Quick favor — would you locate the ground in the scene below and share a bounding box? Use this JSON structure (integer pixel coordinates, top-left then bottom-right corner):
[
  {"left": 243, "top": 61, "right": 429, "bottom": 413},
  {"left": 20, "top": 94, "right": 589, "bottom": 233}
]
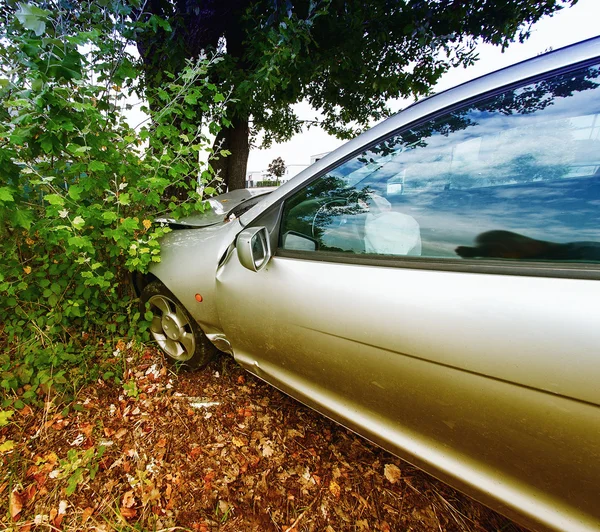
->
[{"left": 1, "top": 347, "right": 528, "bottom": 531}]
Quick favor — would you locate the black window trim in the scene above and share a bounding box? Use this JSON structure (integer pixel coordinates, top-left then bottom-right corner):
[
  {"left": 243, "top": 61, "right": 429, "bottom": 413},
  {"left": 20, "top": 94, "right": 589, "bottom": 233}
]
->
[{"left": 266, "top": 56, "right": 600, "bottom": 280}]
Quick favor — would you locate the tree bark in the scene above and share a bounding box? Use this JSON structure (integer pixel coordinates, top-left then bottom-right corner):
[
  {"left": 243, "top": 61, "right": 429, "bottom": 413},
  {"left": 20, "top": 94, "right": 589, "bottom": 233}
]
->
[{"left": 211, "top": 116, "right": 250, "bottom": 191}]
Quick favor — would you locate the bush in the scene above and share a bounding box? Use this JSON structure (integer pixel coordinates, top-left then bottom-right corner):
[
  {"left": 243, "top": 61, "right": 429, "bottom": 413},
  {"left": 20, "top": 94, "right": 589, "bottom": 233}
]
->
[{"left": 0, "top": 3, "right": 228, "bottom": 399}]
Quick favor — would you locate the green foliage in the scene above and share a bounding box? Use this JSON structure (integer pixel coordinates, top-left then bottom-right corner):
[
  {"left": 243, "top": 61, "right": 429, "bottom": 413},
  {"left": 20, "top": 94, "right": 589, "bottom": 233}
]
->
[
  {"left": 55, "top": 445, "right": 107, "bottom": 495},
  {"left": 133, "top": 0, "right": 577, "bottom": 191},
  {"left": 0, "top": 2, "right": 228, "bottom": 399}
]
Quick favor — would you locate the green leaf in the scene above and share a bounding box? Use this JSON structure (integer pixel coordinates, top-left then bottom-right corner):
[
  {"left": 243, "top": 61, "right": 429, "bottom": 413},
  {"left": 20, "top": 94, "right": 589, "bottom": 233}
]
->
[
  {"left": 184, "top": 93, "right": 197, "bottom": 105},
  {"left": 15, "top": 3, "right": 51, "bottom": 36},
  {"left": 12, "top": 208, "right": 34, "bottom": 229},
  {"left": 118, "top": 193, "right": 130, "bottom": 205},
  {"left": 72, "top": 216, "right": 85, "bottom": 229},
  {"left": 68, "top": 185, "right": 83, "bottom": 201},
  {"left": 0, "top": 440, "right": 15, "bottom": 453},
  {"left": 213, "top": 93, "right": 225, "bottom": 103},
  {"left": 45, "top": 194, "right": 65, "bottom": 206},
  {"left": 0, "top": 187, "right": 15, "bottom": 203},
  {"left": 102, "top": 211, "right": 118, "bottom": 222},
  {"left": 88, "top": 160, "right": 106, "bottom": 172},
  {"left": 0, "top": 410, "right": 14, "bottom": 428},
  {"left": 66, "top": 468, "right": 84, "bottom": 495}
]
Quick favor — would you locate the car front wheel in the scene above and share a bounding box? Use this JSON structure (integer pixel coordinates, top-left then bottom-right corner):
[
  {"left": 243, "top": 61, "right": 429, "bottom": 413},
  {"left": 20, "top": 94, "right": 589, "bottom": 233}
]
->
[{"left": 141, "top": 280, "right": 216, "bottom": 369}]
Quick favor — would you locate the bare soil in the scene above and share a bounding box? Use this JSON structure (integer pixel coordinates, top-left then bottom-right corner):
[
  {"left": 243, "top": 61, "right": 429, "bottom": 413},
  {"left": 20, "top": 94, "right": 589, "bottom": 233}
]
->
[{"left": 1, "top": 347, "right": 528, "bottom": 531}]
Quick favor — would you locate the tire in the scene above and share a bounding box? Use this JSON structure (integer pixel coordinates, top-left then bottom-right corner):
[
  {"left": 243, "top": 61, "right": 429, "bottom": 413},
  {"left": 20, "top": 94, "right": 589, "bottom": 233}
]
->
[{"left": 141, "top": 280, "right": 216, "bottom": 369}]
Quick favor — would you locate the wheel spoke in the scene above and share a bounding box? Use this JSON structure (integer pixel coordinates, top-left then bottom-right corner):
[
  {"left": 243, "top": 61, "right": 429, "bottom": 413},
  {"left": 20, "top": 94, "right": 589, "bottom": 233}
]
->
[
  {"left": 164, "top": 338, "right": 182, "bottom": 358},
  {"left": 150, "top": 295, "right": 171, "bottom": 315},
  {"left": 150, "top": 316, "right": 163, "bottom": 334},
  {"left": 174, "top": 304, "right": 191, "bottom": 328},
  {"left": 179, "top": 331, "right": 195, "bottom": 356}
]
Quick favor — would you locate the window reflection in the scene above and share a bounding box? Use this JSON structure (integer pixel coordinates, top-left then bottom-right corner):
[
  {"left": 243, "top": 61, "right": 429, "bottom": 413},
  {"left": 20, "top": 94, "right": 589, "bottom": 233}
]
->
[{"left": 280, "top": 64, "right": 600, "bottom": 263}]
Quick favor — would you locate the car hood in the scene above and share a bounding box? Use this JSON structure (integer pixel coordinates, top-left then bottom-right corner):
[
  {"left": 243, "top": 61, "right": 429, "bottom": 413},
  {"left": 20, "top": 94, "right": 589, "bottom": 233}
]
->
[{"left": 156, "top": 187, "right": 273, "bottom": 228}]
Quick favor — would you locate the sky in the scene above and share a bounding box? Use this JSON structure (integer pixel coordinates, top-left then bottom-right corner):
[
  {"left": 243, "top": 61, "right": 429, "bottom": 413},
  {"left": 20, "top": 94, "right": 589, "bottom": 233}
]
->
[{"left": 246, "top": 0, "right": 600, "bottom": 176}]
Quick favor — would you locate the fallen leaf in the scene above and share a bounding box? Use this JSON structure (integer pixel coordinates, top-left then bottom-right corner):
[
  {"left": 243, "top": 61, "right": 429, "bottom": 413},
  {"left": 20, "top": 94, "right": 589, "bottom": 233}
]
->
[
  {"left": 329, "top": 480, "right": 341, "bottom": 498},
  {"left": 120, "top": 507, "right": 137, "bottom": 519},
  {"left": 10, "top": 489, "right": 23, "bottom": 520},
  {"left": 0, "top": 440, "right": 15, "bottom": 452},
  {"left": 122, "top": 490, "right": 136, "bottom": 508},
  {"left": 232, "top": 436, "right": 245, "bottom": 448},
  {"left": 384, "top": 464, "right": 401, "bottom": 484},
  {"left": 115, "top": 428, "right": 127, "bottom": 439},
  {"left": 80, "top": 423, "right": 94, "bottom": 437},
  {"left": 24, "top": 484, "right": 37, "bottom": 503},
  {"left": 190, "top": 447, "right": 203, "bottom": 460},
  {"left": 262, "top": 443, "right": 274, "bottom": 457},
  {"left": 81, "top": 507, "right": 94, "bottom": 523},
  {"left": 142, "top": 488, "right": 160, "bottom": 505}
]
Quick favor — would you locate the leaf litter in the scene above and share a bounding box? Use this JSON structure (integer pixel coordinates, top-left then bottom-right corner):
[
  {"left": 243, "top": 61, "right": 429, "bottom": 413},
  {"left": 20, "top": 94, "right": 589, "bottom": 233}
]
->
[{"left": 1, "top": 346, "right": 528, "bottom": 531}]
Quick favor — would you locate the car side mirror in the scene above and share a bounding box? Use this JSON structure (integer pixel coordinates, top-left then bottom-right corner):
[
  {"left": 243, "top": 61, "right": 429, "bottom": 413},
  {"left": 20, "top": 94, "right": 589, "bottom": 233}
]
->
[{"left": 237, "top": 226, "right": 271, "bottom": 272}]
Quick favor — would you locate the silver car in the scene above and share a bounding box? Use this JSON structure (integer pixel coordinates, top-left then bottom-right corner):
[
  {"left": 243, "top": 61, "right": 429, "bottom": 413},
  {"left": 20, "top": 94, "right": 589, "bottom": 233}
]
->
[{"left": 134, "top": 38, "right": 600, "bottom": 532}]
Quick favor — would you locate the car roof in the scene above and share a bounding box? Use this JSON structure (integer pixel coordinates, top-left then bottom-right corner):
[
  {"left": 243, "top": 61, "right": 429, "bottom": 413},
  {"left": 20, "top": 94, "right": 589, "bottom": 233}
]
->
[{"left": 241, "top": 36, "right": 600, "bottom": 227}]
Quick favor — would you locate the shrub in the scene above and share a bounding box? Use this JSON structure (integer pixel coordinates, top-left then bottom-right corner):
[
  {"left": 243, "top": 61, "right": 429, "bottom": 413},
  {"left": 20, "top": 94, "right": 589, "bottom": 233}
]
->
[{"left": 0, "top": 3, "right": 228, "bottom": 399}]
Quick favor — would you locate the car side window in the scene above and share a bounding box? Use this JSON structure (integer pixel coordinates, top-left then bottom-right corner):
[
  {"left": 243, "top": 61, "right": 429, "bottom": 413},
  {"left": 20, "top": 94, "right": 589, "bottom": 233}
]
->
[{"left": 279, "top": 63, "right": 600, "bottom": 263}]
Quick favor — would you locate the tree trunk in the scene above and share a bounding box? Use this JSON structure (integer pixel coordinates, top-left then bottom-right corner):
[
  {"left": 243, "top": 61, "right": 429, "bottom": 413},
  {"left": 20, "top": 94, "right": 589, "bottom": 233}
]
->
[{"left": 211, "top": 116, "right": 250, "bottom": 191}]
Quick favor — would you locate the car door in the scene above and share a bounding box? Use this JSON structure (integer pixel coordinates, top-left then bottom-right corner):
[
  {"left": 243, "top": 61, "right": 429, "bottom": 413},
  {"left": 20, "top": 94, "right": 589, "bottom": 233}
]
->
[{"left": 216, "top": 61, "right": 600, "bottom": 532}]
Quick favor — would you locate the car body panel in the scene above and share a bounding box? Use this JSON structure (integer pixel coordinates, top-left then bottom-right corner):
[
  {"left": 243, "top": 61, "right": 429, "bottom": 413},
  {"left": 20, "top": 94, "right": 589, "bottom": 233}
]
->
[
  {"left": 147, "top": 38, "right": 600, "bottom": 532},
  {"left": 214, "top": 251, "right": 600, "bottom": 532},
  {"left": 157, "top": 188, "right": 272, "bottom": 228},
  {"left": 148, "top": 220, "right": 241, "bottom": 336}
]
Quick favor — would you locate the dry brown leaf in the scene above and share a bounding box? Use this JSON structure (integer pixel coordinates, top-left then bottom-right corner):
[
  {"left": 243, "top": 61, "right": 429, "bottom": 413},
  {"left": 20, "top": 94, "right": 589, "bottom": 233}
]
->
[
  {"left": 24, "top": 483, "right": 37, "bottom": 503},
  {"left": 232, "top": 436, "right": 245, "bottom": 448},
  {"left": 10, "top": 489, "right": 23, "bottom": 520},
  {"left": 19, "top": 523, "right": 31, "bottom": 532},
  {"left": 80, "top": 423, "right": 94, "bottom": 437},
  {"left": 122, "top": 490, "right": 136, "bottom": 508},
  {"left": 115, "top": 428, "right": 127, "bottom": 439},
  {"left": 120, "top": 507, "right": 137, "bottom": 519},
  {"left": 54, "top": 512, "right": 64, "bottom": 527},
  {"left": 189, "top": 447, "right": 203, "bottom": 460},
  {"left": 142, "top": 488, "right": 160, "bottom": 505},
  {"left": 262, "top": 443, "right": 274, "bottom": 457},
  {"left": 21, "top": 404, "right": 34, "bottom": 416},
  {"left": 384, "top": 464, "right": 401, "bottom": 484},
  {"left": 156, "top": 438, "right": 167, "bottom": 448},
  {"left": 44, "top": 451, "right": 58, "bottom": 465},
  {"left": 329, "top": 480, "right": 341, "bottom": 498},
  {"left": 81, "top": 507, "right": 94, "bottom": 523}
]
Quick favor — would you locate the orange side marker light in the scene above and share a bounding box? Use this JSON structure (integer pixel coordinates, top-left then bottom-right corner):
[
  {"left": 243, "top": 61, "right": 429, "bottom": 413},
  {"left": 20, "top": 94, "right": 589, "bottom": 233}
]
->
[{"left": 195, "top": 294, "right": 203, "bottom": 303}]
